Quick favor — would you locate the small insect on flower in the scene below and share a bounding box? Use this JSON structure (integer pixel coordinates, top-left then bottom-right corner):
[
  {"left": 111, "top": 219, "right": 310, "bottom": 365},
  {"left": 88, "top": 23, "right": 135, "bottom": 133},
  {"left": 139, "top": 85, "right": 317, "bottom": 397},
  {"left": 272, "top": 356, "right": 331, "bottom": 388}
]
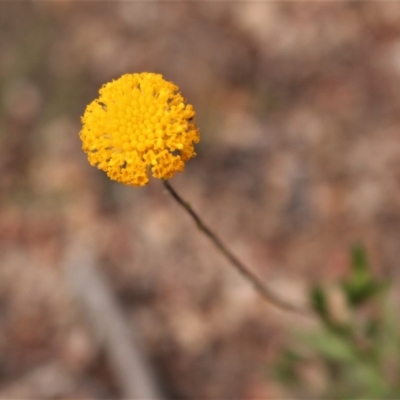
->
[{"left": 79, "top": 72, "right": 200, "bottom": 187}]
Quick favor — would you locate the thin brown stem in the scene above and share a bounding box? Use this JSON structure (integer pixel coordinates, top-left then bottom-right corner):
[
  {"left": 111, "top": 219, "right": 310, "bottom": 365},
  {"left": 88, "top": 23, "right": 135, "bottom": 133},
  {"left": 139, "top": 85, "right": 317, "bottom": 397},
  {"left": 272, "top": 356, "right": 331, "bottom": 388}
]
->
[{"left": 163, "top": 180, "right": 312, "bottom": 316}]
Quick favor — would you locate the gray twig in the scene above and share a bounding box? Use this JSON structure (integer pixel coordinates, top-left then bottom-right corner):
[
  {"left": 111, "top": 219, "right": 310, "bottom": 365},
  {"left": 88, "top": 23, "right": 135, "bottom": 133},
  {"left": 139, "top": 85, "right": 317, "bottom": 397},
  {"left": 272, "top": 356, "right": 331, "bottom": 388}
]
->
[{"left": 63, "top": 235, "right": 163, "bottom": 400}]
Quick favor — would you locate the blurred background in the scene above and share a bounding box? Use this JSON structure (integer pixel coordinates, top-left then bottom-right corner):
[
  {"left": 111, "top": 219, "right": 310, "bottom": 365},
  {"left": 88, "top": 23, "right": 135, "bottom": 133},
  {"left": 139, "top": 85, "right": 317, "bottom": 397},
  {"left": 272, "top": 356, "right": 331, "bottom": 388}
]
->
[{"left": 1, "top": 2, "right": 400, "bottom": 399}]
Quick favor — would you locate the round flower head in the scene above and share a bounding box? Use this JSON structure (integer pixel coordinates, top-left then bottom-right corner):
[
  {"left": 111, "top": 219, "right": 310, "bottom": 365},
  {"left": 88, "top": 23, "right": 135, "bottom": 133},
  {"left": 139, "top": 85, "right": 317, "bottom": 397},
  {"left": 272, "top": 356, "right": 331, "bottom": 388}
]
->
[{"left": 80, "top": 72, "right": 200, "bottom": 186}]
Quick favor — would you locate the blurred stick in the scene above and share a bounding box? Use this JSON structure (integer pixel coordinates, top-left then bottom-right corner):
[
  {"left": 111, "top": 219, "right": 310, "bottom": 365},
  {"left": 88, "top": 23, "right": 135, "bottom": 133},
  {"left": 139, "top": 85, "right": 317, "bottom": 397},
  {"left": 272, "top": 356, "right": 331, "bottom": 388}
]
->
[
  {"left": 63, "top": 236, "right": 163, "bottom": 400},
  {"left": 163, "top": 180, "right": 311, "bottom": 316}
]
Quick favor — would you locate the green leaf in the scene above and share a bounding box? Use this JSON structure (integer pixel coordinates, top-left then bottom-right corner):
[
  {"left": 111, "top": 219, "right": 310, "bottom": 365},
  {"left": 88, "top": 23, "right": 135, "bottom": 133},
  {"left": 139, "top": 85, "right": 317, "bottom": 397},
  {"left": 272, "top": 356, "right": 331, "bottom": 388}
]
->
[
  {"left": 351, "top": 243, "right": 369, "bottom": 275},
  {"left": 342, "top": 279, "right": 388, "bottom": 307},
  {"left": 311, "top": 286, "right": 329, "bottom": 320},
  {"left": 303, "top": 330, "right": 358, "bottom": 364},
  {"left": 341, "top": 244, "right": 387, "bottom": 307},
  {"left": 346, "top": 363, "right": 390, "bottom": 397},
  {"left": 272, "top": 348, "right": 302, "bottom": 385}
]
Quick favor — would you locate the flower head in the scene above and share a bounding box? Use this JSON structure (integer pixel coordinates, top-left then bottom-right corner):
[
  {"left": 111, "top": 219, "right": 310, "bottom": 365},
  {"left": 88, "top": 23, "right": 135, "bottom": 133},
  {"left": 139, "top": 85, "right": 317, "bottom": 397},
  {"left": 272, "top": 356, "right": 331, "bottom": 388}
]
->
[{"left": 80, "top": 72, "right": 200, "bottom": 186}]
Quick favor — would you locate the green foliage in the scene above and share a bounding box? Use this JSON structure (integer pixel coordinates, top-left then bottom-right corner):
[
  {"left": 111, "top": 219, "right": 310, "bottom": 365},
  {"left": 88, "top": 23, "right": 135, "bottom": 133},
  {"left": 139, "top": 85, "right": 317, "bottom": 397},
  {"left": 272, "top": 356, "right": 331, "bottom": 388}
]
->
[
  {"left": 272, "top": 244, "right": 400, "bottom": 399},
  {"left": 310, "top": 286, "right": 328, "bottom": 320},
  {"left": 341, "top": 244, "right": 388, "bottom": 307}
]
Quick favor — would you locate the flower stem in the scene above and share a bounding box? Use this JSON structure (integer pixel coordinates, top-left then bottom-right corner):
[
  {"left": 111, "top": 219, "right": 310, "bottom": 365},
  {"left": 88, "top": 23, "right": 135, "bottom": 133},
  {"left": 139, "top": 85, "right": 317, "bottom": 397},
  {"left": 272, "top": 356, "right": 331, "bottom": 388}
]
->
[{"left": 163, "top": 180, "right": 311, "bottom": 316}]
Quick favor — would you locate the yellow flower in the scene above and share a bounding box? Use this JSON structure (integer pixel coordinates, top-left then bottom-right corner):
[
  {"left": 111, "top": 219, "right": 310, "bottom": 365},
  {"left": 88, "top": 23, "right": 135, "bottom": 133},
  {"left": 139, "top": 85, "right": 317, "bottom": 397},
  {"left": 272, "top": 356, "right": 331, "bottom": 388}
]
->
[{"left": 80, "top": 72, "right": 200, "bottom": 186}]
